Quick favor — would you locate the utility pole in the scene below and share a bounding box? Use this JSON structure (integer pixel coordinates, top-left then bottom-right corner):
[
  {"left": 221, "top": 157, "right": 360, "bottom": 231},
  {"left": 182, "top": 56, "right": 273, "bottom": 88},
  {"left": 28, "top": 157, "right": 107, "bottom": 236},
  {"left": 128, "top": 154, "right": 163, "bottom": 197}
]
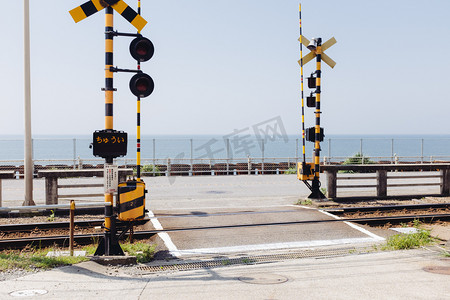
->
[{"left": 23, "top": 0, "right": 35, "bottom": 206}]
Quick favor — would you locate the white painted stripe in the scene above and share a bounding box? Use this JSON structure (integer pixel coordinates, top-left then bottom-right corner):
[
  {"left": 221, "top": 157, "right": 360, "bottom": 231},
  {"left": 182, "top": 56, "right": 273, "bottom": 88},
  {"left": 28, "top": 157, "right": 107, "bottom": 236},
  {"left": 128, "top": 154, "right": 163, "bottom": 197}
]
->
[
  {"left": 147, "top": 211, "right": 181, "bottom": 257},
  {"left": 149, "top": 204, "right": 295, "bottom": 212},
  {"left": 173, "top": 237, "right": 377, "bottom": 256},
  {"left": 319, "top": 210, "right": 385, "bottom": 241}
]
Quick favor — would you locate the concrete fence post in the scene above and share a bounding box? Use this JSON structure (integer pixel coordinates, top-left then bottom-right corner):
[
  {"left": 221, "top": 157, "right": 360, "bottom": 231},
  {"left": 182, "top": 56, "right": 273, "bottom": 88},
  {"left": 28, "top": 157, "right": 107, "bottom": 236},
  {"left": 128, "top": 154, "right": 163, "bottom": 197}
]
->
[
  {"left": 377, "top": 170, "right": 387, "bottom": 197},
  {"left": 325, "top": 170, "right": 337, "bottom": 199},
  {"left": 45, "top": 177, "right": 58, "bottom": 205},
  {"left": 440, "top": 169, "right": 450, "bottom": 196}
]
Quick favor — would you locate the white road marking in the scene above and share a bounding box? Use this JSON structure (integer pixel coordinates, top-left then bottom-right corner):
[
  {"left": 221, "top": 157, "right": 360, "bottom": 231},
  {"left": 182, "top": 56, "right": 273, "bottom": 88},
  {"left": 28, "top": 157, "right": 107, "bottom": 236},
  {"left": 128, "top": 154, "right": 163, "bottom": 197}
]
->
[
  {"left": 147, "top": 211, "right": 181, "bottom": 257},
  {"left": 172, "top": 237, "right": 378, "bottom": 256},
  {"left": 319, "top": 209, "right": 385, "bottom": 241},
  {"left": 148, "top": 204, "right": 296, "bottom": 212}
]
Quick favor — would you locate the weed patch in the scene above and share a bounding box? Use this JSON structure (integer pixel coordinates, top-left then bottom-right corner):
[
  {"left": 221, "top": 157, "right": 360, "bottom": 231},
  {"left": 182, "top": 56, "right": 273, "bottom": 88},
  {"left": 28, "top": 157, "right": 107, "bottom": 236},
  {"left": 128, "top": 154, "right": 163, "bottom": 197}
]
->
[
  {"left": 382, "top": 226, "right": 436, "bottom": 250},
  {"left": 120, "top": 242, "right": 156, "bottom": 263}
]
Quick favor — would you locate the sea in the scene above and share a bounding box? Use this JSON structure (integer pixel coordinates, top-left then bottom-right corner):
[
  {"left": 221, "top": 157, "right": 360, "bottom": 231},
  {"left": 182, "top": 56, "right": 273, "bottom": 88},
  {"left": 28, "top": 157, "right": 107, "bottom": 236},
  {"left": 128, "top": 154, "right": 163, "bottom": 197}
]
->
[{"left": 1, "top": 134, "right": 450, "bottom": 163}]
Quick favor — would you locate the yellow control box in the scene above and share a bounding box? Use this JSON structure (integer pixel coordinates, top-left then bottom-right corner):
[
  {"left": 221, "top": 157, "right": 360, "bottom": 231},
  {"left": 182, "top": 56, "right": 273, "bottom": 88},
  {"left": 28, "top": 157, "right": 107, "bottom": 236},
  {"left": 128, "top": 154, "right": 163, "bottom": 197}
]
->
[
  {"left": 117, "top": 180, "right": 146, "bottom": 221},
  {"left": 297, "top": 162, "right": 314, "bottom": 181}
]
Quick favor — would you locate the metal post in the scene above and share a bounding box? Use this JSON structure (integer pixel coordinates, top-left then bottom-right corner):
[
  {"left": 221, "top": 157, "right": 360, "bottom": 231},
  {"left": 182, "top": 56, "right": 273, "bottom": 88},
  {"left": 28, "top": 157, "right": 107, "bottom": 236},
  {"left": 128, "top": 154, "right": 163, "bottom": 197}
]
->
[
  {"left": 360, "top": 138, "right": 363, "bottom": 161},
  {"left": 23, "top": 0, "right": 35, "bottom": 206},
  {"left": 137, "top": 96, "right": 141, "bottom": 179},
  {"left": 328, "top": 138, "right": 331, "bottom": 161},
  {"left": 94, "top": 7, "right": 123, "bottom": 256},
  {"left": 190, "top": 139, "right": 193, "bottom": 176},
  {"left": 152, "top": 138, "right": 156, "bottom": 176},
  {"left": 421, "top": 138, "right": 424, "bottom": 164},
  {"left": 391, "top": 138, "right": 394, "bottom": 164},
  {"left": 69, "top": 200, "right": 75, "bottom": 256},
  {"left": 103, "top": 6, "right": 114, "bottom": 256},
  {"left": 261, "top": 139, "right": 265, "bottom": 174},
  {"left": 73, "top": 138, "right": 77, "bottom": 169},
  {"left": 299, "top": 4, "right": 307, "bottom": 165},
  {"left": 136, "top": 1, "right": 142, "bottom": 180},
  {"left": 308, "top": 38, "right": 325, "bottom": 200},
  {"left": 226, "top": 138, "right": 230, "bottom": 175}
]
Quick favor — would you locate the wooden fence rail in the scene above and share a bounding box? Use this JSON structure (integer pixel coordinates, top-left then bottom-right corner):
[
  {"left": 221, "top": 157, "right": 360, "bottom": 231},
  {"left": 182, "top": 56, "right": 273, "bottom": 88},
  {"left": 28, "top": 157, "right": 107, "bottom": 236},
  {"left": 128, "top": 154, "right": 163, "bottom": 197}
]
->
[{"left": 321, "top": 164, "right": 450, "bottom": 199}]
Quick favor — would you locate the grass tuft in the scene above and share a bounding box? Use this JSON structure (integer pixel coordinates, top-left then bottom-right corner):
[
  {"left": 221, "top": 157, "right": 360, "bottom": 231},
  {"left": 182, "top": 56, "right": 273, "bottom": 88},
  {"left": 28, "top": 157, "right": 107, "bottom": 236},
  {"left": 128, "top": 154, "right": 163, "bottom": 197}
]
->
[
  {"left": 0, "top": 242, "right": 156, "bottom": 272},
  {"left": 120, "top": 242, "right": 156, "bottom": 263},
  {"left": 382, "top": 222, "right": 436, "bottom": 250}
]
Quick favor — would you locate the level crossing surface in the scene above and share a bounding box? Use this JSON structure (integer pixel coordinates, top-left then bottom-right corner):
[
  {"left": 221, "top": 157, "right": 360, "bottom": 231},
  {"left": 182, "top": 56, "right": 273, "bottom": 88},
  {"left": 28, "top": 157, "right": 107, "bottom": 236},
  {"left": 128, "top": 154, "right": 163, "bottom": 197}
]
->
[{"left": 143, "top": 175, "right": 384, "bottom": 257}]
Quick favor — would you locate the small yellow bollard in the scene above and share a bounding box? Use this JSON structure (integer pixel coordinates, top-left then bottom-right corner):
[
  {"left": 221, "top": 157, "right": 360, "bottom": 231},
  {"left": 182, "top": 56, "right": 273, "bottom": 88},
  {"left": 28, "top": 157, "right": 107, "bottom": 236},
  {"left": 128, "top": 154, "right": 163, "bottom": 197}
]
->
[{"left": 69, "top": 200, "right": 75, "bottom": 256}]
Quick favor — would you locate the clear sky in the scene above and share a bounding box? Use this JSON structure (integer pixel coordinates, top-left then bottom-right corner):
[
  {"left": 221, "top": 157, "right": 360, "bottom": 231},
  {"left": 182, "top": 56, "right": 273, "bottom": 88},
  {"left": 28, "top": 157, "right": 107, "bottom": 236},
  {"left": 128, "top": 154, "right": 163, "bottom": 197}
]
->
[{"left": 1, "top": 0, "right": 449, "bottom": 136}]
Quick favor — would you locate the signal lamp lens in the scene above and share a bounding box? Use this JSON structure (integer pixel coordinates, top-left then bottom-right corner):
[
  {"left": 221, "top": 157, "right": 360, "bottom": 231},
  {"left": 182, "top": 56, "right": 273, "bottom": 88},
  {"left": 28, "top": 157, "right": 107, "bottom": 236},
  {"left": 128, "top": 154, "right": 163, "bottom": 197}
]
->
[
  {"left": 130, "top": 37, "right": 154, "bottom": 62},
  {"left": 130, "top": 73, "right": 154, "bottom": 98}
]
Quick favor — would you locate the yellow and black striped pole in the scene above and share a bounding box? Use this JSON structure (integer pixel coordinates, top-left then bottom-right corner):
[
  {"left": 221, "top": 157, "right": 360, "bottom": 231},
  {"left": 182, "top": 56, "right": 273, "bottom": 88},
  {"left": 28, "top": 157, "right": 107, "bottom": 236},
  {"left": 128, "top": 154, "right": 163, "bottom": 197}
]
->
[
  {"left": 105, "top": 7, "right": 114, "bottom": 131},
  {"left": 104, "top": 6, "right": 114, "bottom": 256},
  {"left": 309, "top": 38, "right": 325, "bottom": 199},
  {"left": 299, "top": 4, "right": 306, "bottom": 164},
  {"left": 97, "top": 6, "right": 124, "bottom": 256},
  {"left": 136, "top": 0, "right": 142, "bottom": 180}
]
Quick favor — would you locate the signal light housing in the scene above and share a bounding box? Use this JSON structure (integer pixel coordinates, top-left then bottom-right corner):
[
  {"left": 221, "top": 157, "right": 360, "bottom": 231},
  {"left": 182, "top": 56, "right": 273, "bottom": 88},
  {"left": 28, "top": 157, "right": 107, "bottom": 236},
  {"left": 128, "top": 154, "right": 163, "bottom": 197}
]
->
[
  {"left": 129, "top": 73, "right": 154, "bottom": 98},
  {"left": 129, "top": 37, "right": 154, "bottom": 62},
  {"left": 306, "top": 95, "right": 316, "bottom": 107},
  {"left": 306, "top": 127, "right": 324, "bottom": 142},
  {"left": 307, "top": 76, "right": 316, "bottom": 89}
]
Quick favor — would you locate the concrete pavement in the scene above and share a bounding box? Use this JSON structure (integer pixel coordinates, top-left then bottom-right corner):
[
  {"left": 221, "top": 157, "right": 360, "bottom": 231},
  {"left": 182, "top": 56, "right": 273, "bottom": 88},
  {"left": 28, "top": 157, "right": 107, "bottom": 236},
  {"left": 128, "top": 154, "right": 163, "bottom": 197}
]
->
[
  {"left": 0, "top": 248, "right": 449, "bottom": 299},
  {"left": 1, "top": 174, "right": 449, "bottom": 298}
]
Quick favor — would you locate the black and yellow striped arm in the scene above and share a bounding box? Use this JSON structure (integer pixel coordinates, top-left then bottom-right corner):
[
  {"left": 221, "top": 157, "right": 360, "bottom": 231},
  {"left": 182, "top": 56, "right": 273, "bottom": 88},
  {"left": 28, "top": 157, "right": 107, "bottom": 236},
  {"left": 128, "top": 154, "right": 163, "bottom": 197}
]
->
[
  {"left": 110, "top": 0, "right": 147, "bottom": 32},
  {"left": 70, "top": 0, "right": 105, "bottom": 23},
  {"left": 70, "top": 0, "right": 147, "bottom": 32}
]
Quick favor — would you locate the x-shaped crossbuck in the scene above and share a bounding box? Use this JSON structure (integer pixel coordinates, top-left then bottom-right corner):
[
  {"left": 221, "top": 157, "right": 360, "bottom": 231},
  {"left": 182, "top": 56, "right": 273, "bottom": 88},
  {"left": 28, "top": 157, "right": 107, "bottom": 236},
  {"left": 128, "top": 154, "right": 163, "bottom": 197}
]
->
[
  {"left": 298, "top": 36, "right": 337, "bottom": 68},
  {"left": 70, "top": 0, "right": 147, "bottom": 32}
]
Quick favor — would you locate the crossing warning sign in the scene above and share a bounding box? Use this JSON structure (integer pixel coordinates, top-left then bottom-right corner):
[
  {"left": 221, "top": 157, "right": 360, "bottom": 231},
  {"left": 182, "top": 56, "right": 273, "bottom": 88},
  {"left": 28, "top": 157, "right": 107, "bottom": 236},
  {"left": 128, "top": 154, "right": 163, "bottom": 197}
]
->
[{"left": 104, "top": 164, "right": 119, "bottom": 193}]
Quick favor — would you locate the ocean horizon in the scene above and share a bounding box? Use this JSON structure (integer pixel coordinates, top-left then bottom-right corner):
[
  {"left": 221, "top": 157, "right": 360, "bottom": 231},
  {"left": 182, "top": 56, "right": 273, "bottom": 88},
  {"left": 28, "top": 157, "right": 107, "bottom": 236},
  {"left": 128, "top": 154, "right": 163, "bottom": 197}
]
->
[{"left": 0, "top": 134, "right": 450, "bottom": 163}]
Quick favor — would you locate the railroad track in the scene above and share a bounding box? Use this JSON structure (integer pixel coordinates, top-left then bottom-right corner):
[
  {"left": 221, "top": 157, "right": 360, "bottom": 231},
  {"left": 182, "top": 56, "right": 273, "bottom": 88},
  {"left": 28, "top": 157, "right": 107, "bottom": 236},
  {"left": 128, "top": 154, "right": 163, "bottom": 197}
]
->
[
  {"left": 0, "top": 230, "right": 156, "bottom": 250},
  {"left": 0, "top": 218, "right": 149, "bottom": 234},
  {"left": 1, "top": 205, "right": 448, "bottom": 250},
  {"left": 324, "top": 203, "right": 450, "bottom": 215}
]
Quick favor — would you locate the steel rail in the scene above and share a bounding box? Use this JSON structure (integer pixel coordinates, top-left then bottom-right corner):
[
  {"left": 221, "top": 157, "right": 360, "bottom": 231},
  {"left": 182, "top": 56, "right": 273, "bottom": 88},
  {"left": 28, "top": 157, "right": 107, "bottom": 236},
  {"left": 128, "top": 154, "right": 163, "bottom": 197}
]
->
[
  {"left": 1, "top": 214, "right": 449, "bottom": 250},
  {"left": 0, "top": 219, "right": 149, "bottom": 233},
  {"left": 0, "top": 230, "right": 156, "bottom": 250},
  {"left": 136, "top": 213, "right": 450, "bottom": 234},
  {"left": 325, "top": 203, "right": 450, "bottom": 214}
]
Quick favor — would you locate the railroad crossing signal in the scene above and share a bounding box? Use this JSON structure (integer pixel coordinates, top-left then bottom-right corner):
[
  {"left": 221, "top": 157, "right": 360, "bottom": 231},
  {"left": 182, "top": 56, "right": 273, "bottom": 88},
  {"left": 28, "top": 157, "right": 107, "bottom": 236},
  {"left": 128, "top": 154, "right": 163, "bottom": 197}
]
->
[
  {"left": 298, "top": 36, "right": 337, "bottom": 68},
  {"left": 70, "top": 0, "right": 147, "bottom": 32},
  {"left": 129, "top": 36, "right": 155, "bottom": 97},
  {"left": 297, "top": 34, "right": 337, "bottom": 200},
  {"left": 69, "top": 0, "right": 152, "bottom": 256}
]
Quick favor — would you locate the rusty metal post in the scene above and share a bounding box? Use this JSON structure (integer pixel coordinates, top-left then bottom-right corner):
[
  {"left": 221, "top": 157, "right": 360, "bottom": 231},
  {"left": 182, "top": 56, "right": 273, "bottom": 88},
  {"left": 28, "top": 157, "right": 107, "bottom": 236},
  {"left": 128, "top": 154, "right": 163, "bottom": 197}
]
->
[{"left": 69, "top": 200, "right": 75, "bottom": 256}]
